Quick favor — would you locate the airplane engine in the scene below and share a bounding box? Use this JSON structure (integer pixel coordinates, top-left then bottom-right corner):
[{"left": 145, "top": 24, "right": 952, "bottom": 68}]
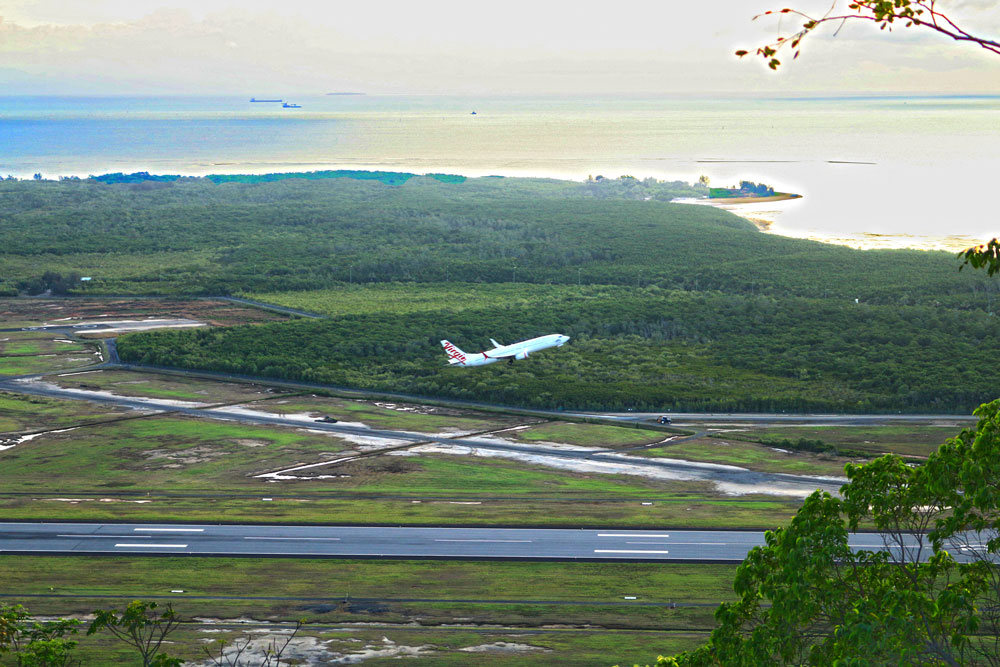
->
[{"left": 514, "top": 350, "right": 530, "bottom": 360}]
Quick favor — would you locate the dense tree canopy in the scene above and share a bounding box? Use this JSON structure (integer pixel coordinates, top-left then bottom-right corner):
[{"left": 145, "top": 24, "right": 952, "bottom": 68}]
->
[{"left": 654, "top": 399, "right": 1000, "bottom": 666}]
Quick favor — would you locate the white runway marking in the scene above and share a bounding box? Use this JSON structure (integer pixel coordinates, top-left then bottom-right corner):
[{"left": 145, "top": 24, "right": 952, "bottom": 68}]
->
[
  {"left": 594, "top": 549, "right": 670, "bottom": 554},
  {"left": 598, "top": 533, "right": 670, "bottom": 538},
  {"left": 134, "top": 528, "right": 204, "bottom": 532},
  {"left": 58, "top": 534, "right": 150, "bottom": 539},
  {"left": 115, "top": 544, "right": 188, "bottom": 548},
  {"left": 626, "top": 541, "right": 672, "bottom": 545}
]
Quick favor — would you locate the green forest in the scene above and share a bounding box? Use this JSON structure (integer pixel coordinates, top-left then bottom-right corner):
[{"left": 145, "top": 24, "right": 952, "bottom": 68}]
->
[
  {"left": 3, "top": 173, "right": 998, "bottom": 412},
  {"left": 118, "top": 285, "right": 999, "bottom": 413}
]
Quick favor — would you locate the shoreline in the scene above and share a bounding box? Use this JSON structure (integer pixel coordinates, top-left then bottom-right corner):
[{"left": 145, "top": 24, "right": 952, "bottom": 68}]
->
[{"left": 704, "top": 193, "right": 802, "bottom": 205}]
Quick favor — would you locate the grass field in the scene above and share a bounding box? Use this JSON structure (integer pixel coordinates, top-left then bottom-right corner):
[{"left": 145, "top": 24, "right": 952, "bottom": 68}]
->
[
  {"left": 0, "top": 353, "right": 100, "bottom": 375},
  {"left": 513, "top": 422, "right": 665, "bottom": 448},
  {"left": 0, "top": 409, "right": 805, "bottom": 528},
  {"left": 239, "top": 394, "right": 524, "bottom": 433},
  {"left": 0, "top": 556, "right": 738, "bottom": 605},
  {"left": 0, "top": 492, "right": 801, "bottom": 528},
  {"left": 0, "top": 621, "right": 707, "bottom": 666},
  {"left": 248, "top": 283, "right": 604, "bottom": 317},
  {"left": 0, "top": 331, "right": 91, "bottom": 356},
  {"left": 0, "top": 390, "right": 130, "bottom": 433},
  {"left": 0, "top": 296, "right": 291, "bottom": 327},
  {"left": 720, "top": 423, "right": 967, "bottom": 458},
  {"left": 645, "top": 437, "right": 855, "bottom": 477},
  {"left": 0, "top": 556, "right": 732, "bottom": 664},
  {"left": 49, "top": 369, "right": 293, "bottom": 404}
]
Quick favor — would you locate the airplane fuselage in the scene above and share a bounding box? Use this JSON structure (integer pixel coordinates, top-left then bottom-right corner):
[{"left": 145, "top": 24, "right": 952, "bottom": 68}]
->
[{"left": 441, "top": 334, "right": 569, "bottom": 367}]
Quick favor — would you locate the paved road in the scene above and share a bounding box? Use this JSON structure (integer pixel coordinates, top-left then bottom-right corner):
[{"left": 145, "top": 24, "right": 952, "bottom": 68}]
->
[
  {"left": 0, "top": 522, "right": 918, "bottom": 563},
  {"left": 0, "top": 376, "right": 846, "bottom": 497},
  {"left": 597, "top": 412, "right": 976, "bottom": 425}
]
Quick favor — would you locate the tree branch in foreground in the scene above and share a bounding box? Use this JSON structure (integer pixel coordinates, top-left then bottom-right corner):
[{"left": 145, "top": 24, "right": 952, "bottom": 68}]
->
[{"left": 735, "top": 1, "right": 1000, "bottom": 70}]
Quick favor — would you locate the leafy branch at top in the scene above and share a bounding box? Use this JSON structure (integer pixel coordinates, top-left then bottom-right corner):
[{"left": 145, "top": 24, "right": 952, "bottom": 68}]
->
[
  {"left": 735, "top": 1, "right": 1000, "bottom": 70},
  {"left": 959, "top": 238, "right": 1000, "bottom": 278}
]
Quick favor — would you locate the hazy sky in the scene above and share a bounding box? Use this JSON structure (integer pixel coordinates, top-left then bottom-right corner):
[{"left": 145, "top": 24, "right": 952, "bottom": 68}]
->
[{"left": 2, "top": 0, "right": 999, "bottom": 95}]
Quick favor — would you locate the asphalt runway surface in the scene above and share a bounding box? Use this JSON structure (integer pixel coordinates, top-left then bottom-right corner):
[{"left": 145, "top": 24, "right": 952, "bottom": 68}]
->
[{"left": 0, "top": 522, "right": 915, "bottom": 562}]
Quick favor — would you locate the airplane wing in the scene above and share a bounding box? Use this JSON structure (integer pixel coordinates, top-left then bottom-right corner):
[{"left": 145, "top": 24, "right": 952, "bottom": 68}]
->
[{"left": 489, "top": 338, "right": 502, "bottom": 348}]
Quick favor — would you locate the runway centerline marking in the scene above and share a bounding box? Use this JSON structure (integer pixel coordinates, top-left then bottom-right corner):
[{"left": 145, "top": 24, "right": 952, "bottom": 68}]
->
[
  {"left": 435, "top": 539, "right": 533, "bottom": 543},
  {"left": 594, "top": 549, "right": 670, "bottom": 554},
  {"left": 134, "top": 528, "right": 204, "bottom": 533},
  {"left": 625, "top": 541, "right": 671, "bottom": 545},
  {"left": 58, "top": 534, "right": 151, "bottom": 539},
  {"left": 243, "top": 537, "right": 341, "bottom": 541},
  {"left": 598, "top": 534, "right": 670, "bottom": 538},
  {"left": 115, "top": 544, "right": 188, "bottom": 548}
]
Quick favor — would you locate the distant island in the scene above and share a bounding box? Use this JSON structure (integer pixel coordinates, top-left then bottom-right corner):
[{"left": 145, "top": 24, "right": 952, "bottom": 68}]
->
[
  {"left": 709, "top": 180, "right": 801, "bottom": 203},
  {"left": 325, "top": 92, "right": 366, "bottom": 96}
]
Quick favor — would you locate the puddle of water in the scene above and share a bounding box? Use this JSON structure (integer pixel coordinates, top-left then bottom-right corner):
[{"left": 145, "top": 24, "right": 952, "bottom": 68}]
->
[
  {"left": 0, "top": 427, "right": 78, "bottom": 451},
  {"left": 401, "top": 440, "right": 838, "bottom": 498},
  {"left": 255, "top": 456, "right": 360, "bottom": 480}
]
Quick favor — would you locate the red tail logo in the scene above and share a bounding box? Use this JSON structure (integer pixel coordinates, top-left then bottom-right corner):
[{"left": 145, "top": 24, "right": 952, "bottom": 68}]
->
[{"left": 443, "top": 342, "right": 466, "bottom": 363}]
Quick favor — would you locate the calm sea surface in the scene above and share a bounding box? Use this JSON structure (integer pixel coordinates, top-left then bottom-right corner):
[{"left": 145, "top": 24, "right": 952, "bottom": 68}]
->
[{"left": 2, "top": 95, "right": 998, "bottom": 250}]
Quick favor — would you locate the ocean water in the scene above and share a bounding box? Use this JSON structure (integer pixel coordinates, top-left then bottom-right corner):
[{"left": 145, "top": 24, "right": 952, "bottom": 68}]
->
[{"left": 1, "top": 94, "right": 998, "bottom": 251}]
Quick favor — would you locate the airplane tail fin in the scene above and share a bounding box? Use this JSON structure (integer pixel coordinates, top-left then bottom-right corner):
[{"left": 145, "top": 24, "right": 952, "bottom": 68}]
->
[{"left": 440, "top": 340, "right": 468, "bottom": 365}]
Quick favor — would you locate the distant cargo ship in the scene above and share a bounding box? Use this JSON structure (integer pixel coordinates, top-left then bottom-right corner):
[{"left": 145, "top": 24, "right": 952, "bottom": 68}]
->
[
  {"left": 250, "top": 98, "right": 282, "bottom": 103},
  {"left": 282, "top": 102, "right": 302, "bottom": 109}
]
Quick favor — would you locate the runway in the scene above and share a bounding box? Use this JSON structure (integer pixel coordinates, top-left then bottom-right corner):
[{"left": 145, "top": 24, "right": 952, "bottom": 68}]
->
[{"left": 0, "top": 522, "right": 917, "bottom": 563}]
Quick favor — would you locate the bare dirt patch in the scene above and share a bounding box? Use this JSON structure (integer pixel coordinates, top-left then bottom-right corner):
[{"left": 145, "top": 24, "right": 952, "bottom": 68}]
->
[{"left": 459, "top": 641, "right": 551, "bottom": 653}]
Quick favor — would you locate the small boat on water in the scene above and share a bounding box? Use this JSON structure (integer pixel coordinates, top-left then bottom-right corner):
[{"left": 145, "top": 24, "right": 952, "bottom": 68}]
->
[
  {"left": 250, "top": 98, "right": 282, "bottom": 102},
  {"left": 282, "top": 102, "right": 302, "bottom": 108}
]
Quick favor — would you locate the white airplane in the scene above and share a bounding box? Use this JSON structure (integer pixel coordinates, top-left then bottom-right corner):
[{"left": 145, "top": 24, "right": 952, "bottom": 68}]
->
[{"left": 441, "top": 334, "right": 570, "bottom": 367}]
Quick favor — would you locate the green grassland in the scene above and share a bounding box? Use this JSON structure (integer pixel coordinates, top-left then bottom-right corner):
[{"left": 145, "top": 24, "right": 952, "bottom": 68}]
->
[
  {"left": 0, "top": 331, "right": 90, "bottom": 356},
  {"left": 0, "top": 556, "right": 732, "bottom": 664},
  {"left": 0, "top": 410, "right": 804, "bottom": 527},
  {"left": 49, "top": 369, "right": 293, "bottom": 404},
  {"left": 513, "top": 421, "right": 664, "bottom": 448},
  {"left": 644, "top": 437, "right": 854, "bottom": 477},
  {"left": 0, "top": 330, "right": 101, "bottom": 375},
  {"left": 47, "top": 628, "right": 707, "bottom": 667},
  {"left": 0, "top": 622, "right": 705, "bottom": 667},
  {"left": 0, "top": 493, "right": 801, "bottom": 529},
  {"left": 238, "top": 394, "right": 523, "bottom": 433},
  {"left": 0, "top": 353, "right": 98, "bottom": 375},
  {"left": 0, "top": 557, "right": 737, "bottom": 605},
  {"left": 0, "top": 415, "right": 352, "bottom": 491},
  {"left": 0, "top": 391, "right": 131, "bottom": 433},
  {"left": 722, "top": 423, "right": 968, "bottom": 458}
]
